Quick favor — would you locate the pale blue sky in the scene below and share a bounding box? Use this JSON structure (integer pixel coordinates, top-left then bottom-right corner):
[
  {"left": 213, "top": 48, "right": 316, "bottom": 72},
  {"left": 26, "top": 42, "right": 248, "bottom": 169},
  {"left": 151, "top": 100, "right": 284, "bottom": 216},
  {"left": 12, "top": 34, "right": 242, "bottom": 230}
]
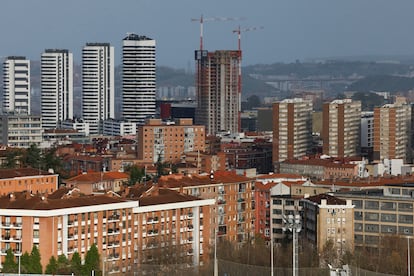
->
[{"left": 1, "top": 0, "right": 413, "bottom": 68}]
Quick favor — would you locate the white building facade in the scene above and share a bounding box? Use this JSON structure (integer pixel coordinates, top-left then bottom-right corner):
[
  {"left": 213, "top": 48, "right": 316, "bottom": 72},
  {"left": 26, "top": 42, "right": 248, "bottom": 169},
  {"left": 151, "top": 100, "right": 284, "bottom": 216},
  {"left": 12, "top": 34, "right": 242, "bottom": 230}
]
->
[
  {"left": 41, "top": 49, "right": 73, "bottom": 129},
  {"left": 82, "top": 43, "right": 115, "bottom": 135},
  {"left": 122, "top": 34, "right": 156, "bottom": 125},
  {"left": 2, "top": 56, "right": 31, "bottom": 114}
]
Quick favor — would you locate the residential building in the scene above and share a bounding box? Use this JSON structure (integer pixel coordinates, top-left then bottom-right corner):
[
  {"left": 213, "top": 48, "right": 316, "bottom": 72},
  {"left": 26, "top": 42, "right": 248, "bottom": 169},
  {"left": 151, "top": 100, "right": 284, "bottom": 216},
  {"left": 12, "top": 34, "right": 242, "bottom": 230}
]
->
[
  {"left": 279, "top": 157, "right": 361, "bottom": 181},
  {"left": 272, "top": 98, "right": 313, "bottom": 169},
  {"left": 335, "top": 184, "right": 414, "bottom": 250},
  {"left": 0, "top": 113, "right": 42, "bottom": 148},
  {"left": 61, "top": 119, "right": 90, "bottom": 136},
  {"left": 41, "top": 129, "right": 88, "bottom": 148},
  {"left": 137, "top": 118, "right": 205, "bottom": 164},
  {"left": 3, "top": 56, "right": 31, "bottom": 114},
  {"left": 41, "top": 49, "right": 73, "bottom": 129},
  {"left": 322, "top": 99, "right": 361, "bottom": 158},
  {"left": 301, "top": 194, "right": 354, "bottom": 260},
  {"left": 126, "top": 185, "right": 215, "bottom": 270},
  {"left": 103, "top": 119, "right": 137, "bottom": 136},
  {"left": 360, "top": 111, "right": 374, "bottom": 161},
  {"left": 122, "top": 34, "right": 156, "bottom": 125},
  {"left": 0, "top": 184, "right": 214, "bottom": 273},
  {"left": 182, "top": 151, "right": 227, "bottom": 174},
  {"left": 65, "top": 171, "right": 129, "bottom": 194},
  {"left": 373, "top": 103, "right": 411, "bottom": 163},
  {"left": 0, "top": 168, "right": 58, "bottom": 195},
  {"left": 195, "top": 50, "right": 241, "bottom": 135},
  {"left": 0, "top": 189, "right": 139, "bottom": 273},
  {"left": 159, "top": 171, "right": 255, "bottom": 244},
  {"left": 82, "top": 43, "right": 115, "bottom": 135}
]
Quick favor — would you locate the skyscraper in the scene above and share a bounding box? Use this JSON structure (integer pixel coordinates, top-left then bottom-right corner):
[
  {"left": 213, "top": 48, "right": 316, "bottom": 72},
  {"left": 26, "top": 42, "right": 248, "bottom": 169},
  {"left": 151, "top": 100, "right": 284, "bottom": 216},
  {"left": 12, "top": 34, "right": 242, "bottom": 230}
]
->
[
  {"left": 41, "top": 49, "right": 73, "bottom": 129},
  {"left": 195, "top": 50, "right": 241, "bottom": 135},
  {"left": 2, "top": 56, "right": 31, "bottom": 114},
  {"left": 272, "top": 98, "right": 313, "bottom": 169},
  {"left": 82, "top": 43, "right": 115, "bottom": 135},
  {"left": 322, "top": 99, "right": 361, "bottom": 158},
  {"left": 122, "top": 33, "right": 156, "bottom": 125},
  {"left": 373, "top": 103, "right": 411, "bottom": 162}
]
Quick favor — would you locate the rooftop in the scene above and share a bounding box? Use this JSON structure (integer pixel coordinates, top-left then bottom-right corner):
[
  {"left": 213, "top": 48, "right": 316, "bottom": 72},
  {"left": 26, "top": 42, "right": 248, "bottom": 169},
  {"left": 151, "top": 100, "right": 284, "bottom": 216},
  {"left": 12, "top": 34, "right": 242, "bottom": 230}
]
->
[{"left": 0, "top": 168, "right": 55, "bottom": 179}]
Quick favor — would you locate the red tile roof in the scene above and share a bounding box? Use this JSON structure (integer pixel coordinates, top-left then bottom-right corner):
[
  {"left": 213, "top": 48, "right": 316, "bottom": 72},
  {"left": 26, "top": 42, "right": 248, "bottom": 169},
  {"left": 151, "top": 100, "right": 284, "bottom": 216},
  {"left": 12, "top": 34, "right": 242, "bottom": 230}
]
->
[
  {"left": 65, "top": 171, "right": 128, "bottom": 183},
  {"left": 0, "top": 168, "right": 54, "bottom": 179},
  {"left": 305, "top": 193, "right": 346, "bottom": 205},
  {"left": 123, "top": 185, "right": 202, "bottom": 206},
  {"left": 158, "top": 171, "right": 252, "bottom": 188},
  {"left": 0, "top": 190, "right": 130, "bottom": 210}
]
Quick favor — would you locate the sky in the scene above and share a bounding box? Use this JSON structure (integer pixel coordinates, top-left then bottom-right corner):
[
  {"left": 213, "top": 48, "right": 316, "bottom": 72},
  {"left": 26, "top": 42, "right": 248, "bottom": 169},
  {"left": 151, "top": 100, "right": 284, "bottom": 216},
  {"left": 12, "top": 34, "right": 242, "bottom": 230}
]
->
[{"left": 1, "top": 0, "right": 414, "bottom": 69}]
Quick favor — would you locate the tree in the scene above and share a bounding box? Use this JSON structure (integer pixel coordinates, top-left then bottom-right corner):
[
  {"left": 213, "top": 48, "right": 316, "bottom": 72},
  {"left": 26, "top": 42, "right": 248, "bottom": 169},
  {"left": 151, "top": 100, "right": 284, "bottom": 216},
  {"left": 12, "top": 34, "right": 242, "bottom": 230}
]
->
[
  {"left": 20, "top": 252, "right": 31, "bottom": 274},
  {"left": 125, "top": 165, "right": 145, "bottom": 186},
  {"left": 83, "top": 244, "right": 101, "bottom": 275},
  {"left": 30, "top": 245, "right": 42, "bottom": 274},
  {"left": 57, "top": 254, "right": 71, "bottom": 274},
  {"left": 22, "top": 144, "right": 42, "bottom": 169},
  {"left": 2, "top": 249, "right": 18, "bottom": 273},
  {"left": 71, "top": 252, "right": 82, "bottom": 275},
  {"left": 2, "top": 150, "right": 20, "bottom": 169},
  {"left": 42, "top": 147, "right": 63, "bottom": 174},
  {"left": 45, "top": 256, "right": 58, "bottom": 275}
]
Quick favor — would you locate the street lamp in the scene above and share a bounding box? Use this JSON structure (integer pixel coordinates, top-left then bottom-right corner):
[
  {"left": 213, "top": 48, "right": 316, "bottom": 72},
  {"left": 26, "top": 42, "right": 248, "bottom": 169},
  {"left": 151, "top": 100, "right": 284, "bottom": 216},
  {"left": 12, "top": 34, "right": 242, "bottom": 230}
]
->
[{"left": 283, "top": 214, "right": 302, "bottom": 276}]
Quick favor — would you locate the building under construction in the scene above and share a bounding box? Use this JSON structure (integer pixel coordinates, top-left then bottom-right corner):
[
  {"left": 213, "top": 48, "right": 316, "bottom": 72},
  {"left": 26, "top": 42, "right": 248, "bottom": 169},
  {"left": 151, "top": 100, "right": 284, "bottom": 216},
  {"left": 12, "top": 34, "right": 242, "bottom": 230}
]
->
[{"left": 194, "top": 49, "right": 242, "bottom": 136}]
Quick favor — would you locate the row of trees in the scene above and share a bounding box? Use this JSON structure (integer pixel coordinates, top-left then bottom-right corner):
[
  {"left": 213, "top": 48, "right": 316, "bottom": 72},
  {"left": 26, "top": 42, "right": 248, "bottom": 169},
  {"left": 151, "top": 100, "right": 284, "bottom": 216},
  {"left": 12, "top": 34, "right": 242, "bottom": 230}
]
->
[
  {"left": 2, "top": 244, "right": 101, "bottom": 276},
  {"left": 216, "top": 234, "right": 414, "bottom": 275},
  {"left": 2, "top": 144, "right": 65, "bottom": 177}
]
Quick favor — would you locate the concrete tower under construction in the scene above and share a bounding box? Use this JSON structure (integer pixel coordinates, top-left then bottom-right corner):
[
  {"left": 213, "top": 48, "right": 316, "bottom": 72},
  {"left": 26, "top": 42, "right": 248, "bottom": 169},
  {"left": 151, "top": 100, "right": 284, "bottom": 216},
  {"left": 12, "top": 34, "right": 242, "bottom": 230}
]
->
[{"left": 195, "top": 49, "right": 241, "bottom": 136}]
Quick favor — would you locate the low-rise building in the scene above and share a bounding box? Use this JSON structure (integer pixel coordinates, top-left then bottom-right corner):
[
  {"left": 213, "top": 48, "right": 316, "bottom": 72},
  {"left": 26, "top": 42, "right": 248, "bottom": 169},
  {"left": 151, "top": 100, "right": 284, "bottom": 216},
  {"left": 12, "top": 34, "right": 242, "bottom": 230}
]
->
[
  {"left": 0, "top": 114, "right": 43, "bottom": 148},
  {"left": 301, "top": 194, "right": 354, "bottom": 262},
  {"left": 65, "top": 171, "right": 129, "bottom": 194},
  {"left": 0, "top": 168, "right": 58, "bottom": 195}
]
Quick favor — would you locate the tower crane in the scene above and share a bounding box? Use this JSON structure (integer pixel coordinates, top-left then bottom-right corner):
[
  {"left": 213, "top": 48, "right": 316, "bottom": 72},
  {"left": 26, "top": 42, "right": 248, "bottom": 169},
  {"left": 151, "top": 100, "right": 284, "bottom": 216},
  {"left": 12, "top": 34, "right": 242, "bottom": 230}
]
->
[
  {"left": 232, "top": 26, "right": 264, "bottom": 51},
  {"left": 191, "top": 15, "right": 245, "bottom": 51}
]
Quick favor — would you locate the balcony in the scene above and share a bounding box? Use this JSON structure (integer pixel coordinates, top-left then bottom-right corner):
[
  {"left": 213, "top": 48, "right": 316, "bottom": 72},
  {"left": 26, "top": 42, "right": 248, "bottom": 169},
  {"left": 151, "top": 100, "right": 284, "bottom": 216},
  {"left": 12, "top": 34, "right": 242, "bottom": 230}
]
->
[
  {"left": 107, "top": 214, "right": 120, "bottom": 222},
  {"left": 237, "top": 198, "right": 245, "bottom": 203},
  {"left": 147, "top": 230, "right": 159, "bottom": 236},
  {"left": 218, "top": 199, "right": 226, "bottom": 205},
  {"left": 107, "top": 241, "right": 120, "bottom": 248},
  {"left": 107, "top": 228, "right": 120, "bottom": 235},
  {"left": 107, "top": 253, "right": 120, "bottom": 261}
]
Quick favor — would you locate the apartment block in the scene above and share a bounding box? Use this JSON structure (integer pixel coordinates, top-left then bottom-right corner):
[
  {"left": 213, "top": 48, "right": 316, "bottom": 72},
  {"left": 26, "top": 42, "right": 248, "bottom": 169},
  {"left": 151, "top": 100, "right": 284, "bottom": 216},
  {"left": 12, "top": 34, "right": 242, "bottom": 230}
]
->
[
  {"left": 301, "top": 194, "right": 354, "bottom": 256},
  {"left": 322, "top": 99, "right": 361, "bottom": 157},
  {"left": 158, "top": 171, "right": 255, "bottom": 244},
  {"left": 0, "top": 168, "right": 58, "bottom": 196},
  {"left": 195, "top": 50, "right": 241, "bottom": 135},
  {"left": 2, "top": 56, "right": 30, "bottom": 115},
  {"left": 0, "top": 185, "right": 214, "bottom": 274},
  {"left": 272, "top": 98, "right": 313, "bottom": 169},
  {"left": 122, "top": 34, "right": 156, "bottom": 125},
  {"left": 82, "top": 43, "right": 115, "bottom": 135},
  {"left": 0, "top": 113, "right": 42, "bottom": 148},
  {"left": 0, "top": 189, "right": 139, "bottom": 272},
  {"left": 126, "top": 186, "right": 215, "bottom": 269},
  {"left": 41, "top": 49, "right": 73, "bottom": 129},
  {"left": 337, "top": 185, "right": 414, "bottom": 250},
  {"left": 137, "top": 119, "right": 205, "bottom": 164},
  {"left": 374, "top": 103, "right": 411, "bottom": 163}
]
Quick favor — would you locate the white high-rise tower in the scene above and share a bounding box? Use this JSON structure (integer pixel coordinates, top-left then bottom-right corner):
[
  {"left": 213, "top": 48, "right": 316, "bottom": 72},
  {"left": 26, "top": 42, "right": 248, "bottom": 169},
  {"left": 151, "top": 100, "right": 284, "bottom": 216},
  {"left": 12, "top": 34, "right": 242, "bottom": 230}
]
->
[
  {"left": 2, "top": 56, "right": 31, "bottom": 114},
  {"left": 41, "top": 49, "right": 73, "bottom": 129},
  {"left": 82, "top": 43, "right": 115, "bottom": 135},
  {"left": 122, "top": 33, "right": 156, "bottom": 125}
]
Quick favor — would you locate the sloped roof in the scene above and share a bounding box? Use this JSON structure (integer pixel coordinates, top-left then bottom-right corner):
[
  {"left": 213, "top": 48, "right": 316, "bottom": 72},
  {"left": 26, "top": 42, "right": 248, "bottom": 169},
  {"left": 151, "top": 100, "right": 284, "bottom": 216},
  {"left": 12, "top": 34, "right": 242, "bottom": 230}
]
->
[
  {"left": 0, "top": 168, "right": 55, "bottom": 179},
  {"left": 65, "top": 171, "right": 128, "bottom": 183}
]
